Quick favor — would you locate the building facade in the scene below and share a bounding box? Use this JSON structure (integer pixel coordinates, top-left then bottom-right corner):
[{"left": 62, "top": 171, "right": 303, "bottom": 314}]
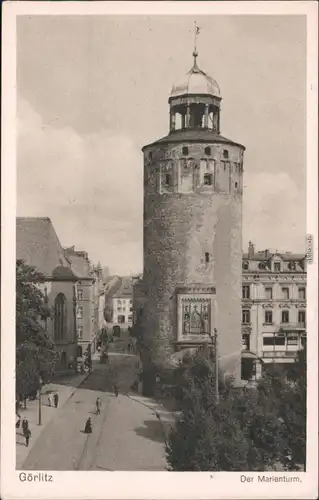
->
[
  {"left": 64, "top": 247, "right": 97, "bottom": 357},
  {"left": 241, "top": 242, "right": 307, "bottom": 379},
  {"left": 137, "top": 49, "right": 245, "bottom": 388},
  {"left": 16, "top": 217, "right": 78, "bottom": 372},
  {"left": 105, "top": 277, "right": 133, "bottom": 329}
]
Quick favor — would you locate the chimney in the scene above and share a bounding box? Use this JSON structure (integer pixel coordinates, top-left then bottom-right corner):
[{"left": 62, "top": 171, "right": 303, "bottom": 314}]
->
[
  {"left": 248, "top": 241, "right": 255, "bottom": 258},
  {"left": 265, "top": 249, "right": 269, "bottom": 259}
]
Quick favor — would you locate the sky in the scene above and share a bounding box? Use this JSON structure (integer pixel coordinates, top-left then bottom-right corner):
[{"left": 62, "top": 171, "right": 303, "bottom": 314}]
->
[{"left": 17, "top": 15, "right": 306, "bottom": 275}]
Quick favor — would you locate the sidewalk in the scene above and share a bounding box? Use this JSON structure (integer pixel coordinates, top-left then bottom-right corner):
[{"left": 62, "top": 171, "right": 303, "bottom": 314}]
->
[
  {"left": 16, "top": 371, "right": 90, "bottom": 469},
  {"left": 125, "top": 393, "right": 178, "bottom": 446}
]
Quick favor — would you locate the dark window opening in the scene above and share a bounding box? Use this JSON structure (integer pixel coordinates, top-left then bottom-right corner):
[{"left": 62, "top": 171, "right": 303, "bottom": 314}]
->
[
  {"left": 281, "top": 310, "right": 289, "bottom": 324},
  {"left": 288, "top": 261, "right": 296, "bottom": 271},
  {"left": 263, "top": 336, "right": 285, "bottom": 346},
  {"left": 205, "top": 147, "right": 211, "bottom": 155},
  {"left": 243, "top": 261, "right": 249, "bottom": 270},
  {"left": 204, "top": 173, "right": 213, "bottom": 186},
  {"left": 149, "top": 151, "right": 153, "bottom": 160},
  {"left": 205, "top": 252, "right": 210, "bottom": 263},
  {"left": 265, "top": 310, "right": 273, "bottom": 324},
  {"left": 223, "top": 149, "right": 229, "bottom": 159},
  {"left": 274, "top": 262, "right": 281, "bottom": 272},
  {"left": 54, "top": 293, "right": 67, "bottom": 341},
  {"left": 242, "top": 285, "right": 250, "bottom": 299},
  {"left": 182, "top": 146, "right": 189, "bottom": 155},
  {"left": 242, "top": 309, "right": 251, "bottom": 324},
  {"left": 298, "top": 310, "right": 306, "bottom": 326},
  {"left": 235, "top": 182, "right": 238, "bottom": 188},
  {"left": 298, "top": 287, "right": 306, "bottom": 300},
  {"left": 164, "top": 174, "right": 171, "bottom": 186}
]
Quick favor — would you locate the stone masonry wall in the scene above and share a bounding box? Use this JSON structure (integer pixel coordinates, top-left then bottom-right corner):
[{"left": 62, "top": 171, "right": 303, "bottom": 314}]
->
[{"left": 142, "top": 140, "right": 244, "bottom": 381}]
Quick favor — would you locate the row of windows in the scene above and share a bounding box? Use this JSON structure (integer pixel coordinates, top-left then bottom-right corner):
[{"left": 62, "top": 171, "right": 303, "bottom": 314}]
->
[
  {"left": 117, "top": 299, "right": 132, "bottom": 305},
  {"left": 242, "top": 333, "right": 302, "bottom": 350},
  {"left": 242, "top": 285, "right": 306, "bottom": 300},
  {"left": 161, "top": 172, "right": 239, "bottom": 189},
  {"left": 117, "top": 306, "right": 133, "bottom": 312},
  {"left": 117, "top": 315, "right": 133, "bottom": 324},
  {"left": 149, "top": 148, "right": 230, "bottom": 160},
  {"left": 243, "top": 261, "right": 304, "bottom": 272},
  {"left": 242, "top": 308, "right": 306, "bottom": 325}
]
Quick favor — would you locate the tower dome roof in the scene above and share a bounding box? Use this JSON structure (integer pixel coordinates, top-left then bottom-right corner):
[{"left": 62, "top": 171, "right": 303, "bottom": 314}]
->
[{"left": 170, "top": 53, "right": 221, "bottom": 99}]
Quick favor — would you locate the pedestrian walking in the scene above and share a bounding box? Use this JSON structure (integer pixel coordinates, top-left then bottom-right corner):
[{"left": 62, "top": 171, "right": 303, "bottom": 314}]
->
[
  {"left": 16, "top": 415, "right": 21, "bottom": 429},
  {"left": 114, "top": 383, "right": 119, "bottom": 398},
  {"left": 48, "top": 394, "right": 53, "bottom": 407},
  {"left": 22, "top": 418, "right": 29, "bottom": 436},
  {"left": 84, "top": 417, "right": 92, "bottom": 434},
  {"left": 25, "top": 428, "right": 31, "bottom": 447},
  {"left": 53, "top": 393, "right": 59, "bottom": 408},
  {"left": 96, "top": 397, "right": 101, "bottom": 415}
]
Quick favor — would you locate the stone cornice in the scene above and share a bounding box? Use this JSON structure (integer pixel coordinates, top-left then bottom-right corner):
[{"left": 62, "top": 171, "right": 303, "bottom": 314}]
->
[
  {"left": 242, "top": 274, "right": 306, "bottom": 283},
  {"left": 176, "top": 285, "right": 216, "bottom": 294}
]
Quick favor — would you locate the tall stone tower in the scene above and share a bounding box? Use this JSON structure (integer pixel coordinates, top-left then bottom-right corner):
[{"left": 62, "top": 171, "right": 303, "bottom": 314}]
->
[{"left": 138, "top": 47, "right": 245, "bottom": 391}]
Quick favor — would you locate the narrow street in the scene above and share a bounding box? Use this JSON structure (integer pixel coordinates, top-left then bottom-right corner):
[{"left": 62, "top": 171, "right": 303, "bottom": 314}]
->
[{"left": 20, "top": 354, "right": 169, "bottom": 471}]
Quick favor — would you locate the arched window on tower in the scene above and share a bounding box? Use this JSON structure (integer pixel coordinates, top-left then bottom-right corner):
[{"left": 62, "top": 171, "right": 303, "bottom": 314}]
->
[
  {"left": 175, "top": 112, "right": 182, "bottom": 130},
  {"left": 54, "top": 293, "right": 67, "bottom": 341}
]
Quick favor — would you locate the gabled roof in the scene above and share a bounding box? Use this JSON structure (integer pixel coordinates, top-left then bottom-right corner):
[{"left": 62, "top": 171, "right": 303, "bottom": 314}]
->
[
  {"left": 108, "top": 276, "right": 133, "bottom": 299},
  {"left": 16, "top": 217, "right": 77, "bottom": 280},
  {"left": 64, "top": 251, "right": 94, "bottom": 280}
]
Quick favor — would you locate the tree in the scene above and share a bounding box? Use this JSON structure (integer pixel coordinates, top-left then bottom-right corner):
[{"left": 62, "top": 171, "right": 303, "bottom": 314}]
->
[
  {"left": 166, "top": 347, "right": 250, "bottom": 470},
  {"left": 166, "top": 346, "right": 306, "bottom": 471},
  {"left": 16, "top": 260, "right": 58, "bottom": 401}
]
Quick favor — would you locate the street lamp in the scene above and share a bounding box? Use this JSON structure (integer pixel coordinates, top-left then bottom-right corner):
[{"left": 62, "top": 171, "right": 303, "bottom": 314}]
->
[
  {"left": 38, "top": 377, "right": 43, "bottom": 425},
  {"left": 207, "top": 328, "right": 219, "bottom": 405}
]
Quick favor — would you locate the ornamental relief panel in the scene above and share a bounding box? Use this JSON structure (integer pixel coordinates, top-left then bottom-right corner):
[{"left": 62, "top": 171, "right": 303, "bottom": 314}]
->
[{"left": 177, "top": 293, "right": 216, "bottom": 342}]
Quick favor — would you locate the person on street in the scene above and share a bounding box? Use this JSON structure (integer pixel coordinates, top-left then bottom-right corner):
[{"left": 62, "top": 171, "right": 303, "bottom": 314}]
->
[
  {"left": 114, "top": 383, "right": 119, "bottom": 398},
  {"left": 84, "top": 417, "right": 92, "bottom": 434},
  {"left": 53, "top": 393, "right": 59, "bottom": 408},
  {"left": 22, "top": 418, "right": 29, "bottom": 436},
  {"left": 16, "top": 414, "right": 21, "bottom": 429},
  {"left": 48, "top": 394, "right": 53, "bottom": 407},
  {"left": 25, "top": 428, "right": 31, "bottom": 447},
  {"left": 96, "top": 397, "right": 101, "bottom": 415}
]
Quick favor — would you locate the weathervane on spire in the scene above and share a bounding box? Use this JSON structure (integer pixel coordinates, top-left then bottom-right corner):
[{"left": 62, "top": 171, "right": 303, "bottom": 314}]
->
[{"left": 193, "top": 21, "right": 200, "bottom": 69}]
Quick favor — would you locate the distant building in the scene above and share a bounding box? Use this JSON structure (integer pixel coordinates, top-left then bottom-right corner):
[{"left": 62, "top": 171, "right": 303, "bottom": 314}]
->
[
  {"left": 241, "top": 242, "right": 307, "bottom": 380},
  {"left": 104, "top": 277, "right": 133, "bottom": 329},
  {"left": 64, "top": 247, "right": 97, "bottom": 356},
  {"left": 16, "top": 217, "right": 77, "bottom": 372}
]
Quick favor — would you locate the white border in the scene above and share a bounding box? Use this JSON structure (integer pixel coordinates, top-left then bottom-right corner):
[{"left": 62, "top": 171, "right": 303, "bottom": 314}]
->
[{"left": 1, "top": 2, "right": 318, "bottom": 499}]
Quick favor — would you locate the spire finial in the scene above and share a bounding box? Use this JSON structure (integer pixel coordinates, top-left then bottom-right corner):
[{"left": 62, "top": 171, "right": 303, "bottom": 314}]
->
[{"left": 193, "top": 21, "right": 200, "bottom": 69}]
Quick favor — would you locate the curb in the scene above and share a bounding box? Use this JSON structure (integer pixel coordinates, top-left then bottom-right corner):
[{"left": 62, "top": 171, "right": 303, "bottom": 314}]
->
[
  {"left": 17, "top": 371, "right": 92, "bottom": 469},
  {"left": 125, "top": 393, "right": 173, "bottom": 447}
]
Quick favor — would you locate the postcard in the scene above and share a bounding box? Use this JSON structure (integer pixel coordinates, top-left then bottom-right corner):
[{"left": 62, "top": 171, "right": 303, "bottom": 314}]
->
[{"left": 1, "top": 1, "right": 318, "bottom": 499}]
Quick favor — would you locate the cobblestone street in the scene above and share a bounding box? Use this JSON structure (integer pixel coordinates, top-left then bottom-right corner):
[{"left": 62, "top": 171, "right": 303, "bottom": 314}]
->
[{"left": 18, "top": 354, "right": 173, "bottom": 471}]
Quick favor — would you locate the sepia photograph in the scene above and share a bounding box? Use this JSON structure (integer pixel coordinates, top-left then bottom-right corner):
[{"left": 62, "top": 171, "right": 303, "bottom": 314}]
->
[{"left": 1, "top": 2, "right": 318, "bottom": 499}]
